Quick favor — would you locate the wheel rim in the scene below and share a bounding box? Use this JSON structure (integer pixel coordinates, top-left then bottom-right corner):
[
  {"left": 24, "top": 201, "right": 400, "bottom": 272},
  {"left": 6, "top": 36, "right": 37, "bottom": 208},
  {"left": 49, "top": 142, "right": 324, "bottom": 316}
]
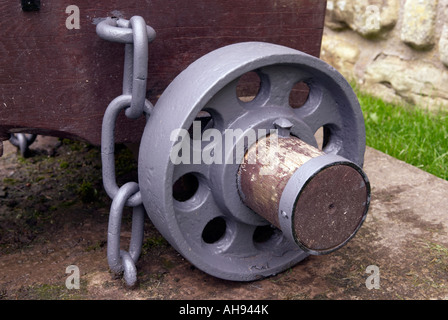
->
[{"left": 138, "top": 42, "right": 365, "bottom": 281}]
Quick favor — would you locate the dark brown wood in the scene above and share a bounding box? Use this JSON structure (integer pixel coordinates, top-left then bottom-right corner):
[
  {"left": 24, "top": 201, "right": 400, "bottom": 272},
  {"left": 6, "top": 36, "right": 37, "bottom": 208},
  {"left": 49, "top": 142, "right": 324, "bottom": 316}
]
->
[
  {"left": 0, "top": 0, "right": 326, "bottom": 145},
  {"left": 238, "top": 134, "right": 369, "bottom": 252}
]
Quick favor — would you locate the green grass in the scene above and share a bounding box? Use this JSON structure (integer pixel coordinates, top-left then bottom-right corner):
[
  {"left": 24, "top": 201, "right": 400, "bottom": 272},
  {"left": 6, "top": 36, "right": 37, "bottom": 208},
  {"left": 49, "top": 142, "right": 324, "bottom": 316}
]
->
[{"left": 355, "top": 89, "right": 448, "bottom": 180}]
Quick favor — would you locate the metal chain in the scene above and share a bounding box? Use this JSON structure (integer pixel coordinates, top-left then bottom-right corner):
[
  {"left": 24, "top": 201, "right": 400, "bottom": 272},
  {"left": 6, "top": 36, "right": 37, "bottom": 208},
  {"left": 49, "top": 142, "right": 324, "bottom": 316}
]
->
[
  {"left": 107, "top": 182, "right": 145, "bottom": 286},
  {"left": 96, "top": 16, "right": 155, "bottom": 286}
]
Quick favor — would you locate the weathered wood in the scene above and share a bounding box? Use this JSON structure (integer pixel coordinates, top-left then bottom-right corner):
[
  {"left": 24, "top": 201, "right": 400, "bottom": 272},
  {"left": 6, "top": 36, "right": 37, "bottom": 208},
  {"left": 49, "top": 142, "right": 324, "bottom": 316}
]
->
[
  {"left": 0, "top": 0, "right": 327, "bottom": 145},
  {"left": 238, "top": 134, "right": 369, "bottom": 253},
  {"left": 238, "top": 133, "right": 324, "bottom": 227}
]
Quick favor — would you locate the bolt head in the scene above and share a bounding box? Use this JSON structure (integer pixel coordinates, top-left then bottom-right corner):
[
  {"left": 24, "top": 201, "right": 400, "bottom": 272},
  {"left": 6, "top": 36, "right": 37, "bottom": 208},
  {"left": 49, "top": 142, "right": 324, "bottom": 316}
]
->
[{"left": 274, "top": 118, "right": 293, "bottom": 137}]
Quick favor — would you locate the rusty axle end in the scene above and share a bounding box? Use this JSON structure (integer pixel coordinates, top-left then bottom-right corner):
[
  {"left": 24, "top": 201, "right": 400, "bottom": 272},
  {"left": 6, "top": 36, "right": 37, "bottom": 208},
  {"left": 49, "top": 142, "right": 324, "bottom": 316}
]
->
[
  {"left": 238, "top": 135, "right": 370, "bottom": 255},
  {"left": 280, "top": 155, "right": 370, "bottom": 255}
]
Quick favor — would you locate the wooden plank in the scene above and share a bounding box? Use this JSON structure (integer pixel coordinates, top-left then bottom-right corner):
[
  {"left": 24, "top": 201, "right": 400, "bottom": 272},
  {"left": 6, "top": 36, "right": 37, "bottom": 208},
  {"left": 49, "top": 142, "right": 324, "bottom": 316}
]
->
[{"left": 0, "top": 0, "right": 327, "bottom": 145}]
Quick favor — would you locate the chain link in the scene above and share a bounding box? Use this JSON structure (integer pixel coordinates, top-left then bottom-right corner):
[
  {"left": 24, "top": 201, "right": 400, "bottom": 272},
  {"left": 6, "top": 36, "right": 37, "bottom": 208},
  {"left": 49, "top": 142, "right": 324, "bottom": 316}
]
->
[
  {"left": 101, "top": 94, "right": 152, "bottom": 207},
  {"left": 96, "top": 16, "right": 155, "bottom": 286},
  {"left": 96, "top": 17, "right": 156, "bottom": 44},
  {"left": 107, "top": 182, "right": 145, "bottom": 286}
]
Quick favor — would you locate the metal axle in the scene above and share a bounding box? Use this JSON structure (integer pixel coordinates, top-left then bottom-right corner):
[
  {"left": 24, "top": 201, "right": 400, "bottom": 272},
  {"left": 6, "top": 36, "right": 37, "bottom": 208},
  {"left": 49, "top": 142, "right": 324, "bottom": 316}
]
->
[{"left": 238, "top": 133, "right": 370, "bottom": 255}]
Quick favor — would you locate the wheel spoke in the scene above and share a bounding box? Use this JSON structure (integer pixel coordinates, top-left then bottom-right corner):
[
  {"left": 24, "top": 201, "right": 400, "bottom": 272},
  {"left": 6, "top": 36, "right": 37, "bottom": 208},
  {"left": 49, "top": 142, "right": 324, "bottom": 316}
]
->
[
  {"left": 174, "top": 192, "right": 221, "bottom": 244},
  {"left": 217, "top": 221, "right": 258, "bottom": 256},
  {"left": 203, "top": 79, "right": 247, "bottom": 131},
  {"left": 256, "top": 65, "right": 309, "bottom": 108},
  {"left": 294, "top": 85, "right": 343, "bottom": 133}
]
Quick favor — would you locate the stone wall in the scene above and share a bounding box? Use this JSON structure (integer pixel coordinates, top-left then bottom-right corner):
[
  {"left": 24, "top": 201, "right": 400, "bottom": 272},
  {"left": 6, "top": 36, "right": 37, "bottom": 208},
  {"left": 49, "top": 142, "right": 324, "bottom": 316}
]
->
[{"left": 321, "top": 0, "right": 448, "bottom": 111}]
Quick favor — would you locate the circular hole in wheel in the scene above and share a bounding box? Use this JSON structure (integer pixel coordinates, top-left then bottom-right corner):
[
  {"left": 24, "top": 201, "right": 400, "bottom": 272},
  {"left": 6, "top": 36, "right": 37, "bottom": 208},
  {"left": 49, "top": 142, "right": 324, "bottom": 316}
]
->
[
  {"left": 236, "top": 71, "right": 261, "bottom": 102},
  {"left": 289, "top": 81, "right": 310, "bottom": 109},
  {"left": 173, "top": 173, "right": 199, "bottom": 202},
  {"left": 315, "top": 126, "right": 325, "bottom": 150},
  {"left": 315, "top": 125, "right": 333, "bottom": 151},
  {"left": 188, "top": 111, "right": 214, "bottom": 139},
  {"left": 253, "top": 225, "right": 276, "bottom": 243},
  {"left": 253, "top": 225, "right": 284, "bottom": 250},
  {"left": 202, "top": 217, "right": 227, "bottom": 244},
  {"left": 318, "top": 124, "right": 340, "bottom": 153}
]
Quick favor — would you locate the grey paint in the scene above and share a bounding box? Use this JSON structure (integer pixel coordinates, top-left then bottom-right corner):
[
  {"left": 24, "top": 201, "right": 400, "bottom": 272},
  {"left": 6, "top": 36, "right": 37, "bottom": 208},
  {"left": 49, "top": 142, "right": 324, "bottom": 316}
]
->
[{"left": 138, "top": 42, "right": 366, "bottom": 281}]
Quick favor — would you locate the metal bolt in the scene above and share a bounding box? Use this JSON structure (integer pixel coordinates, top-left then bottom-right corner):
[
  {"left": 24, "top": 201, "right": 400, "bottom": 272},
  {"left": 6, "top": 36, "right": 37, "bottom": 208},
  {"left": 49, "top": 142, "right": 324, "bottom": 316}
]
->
[{"left": 273, "top": 118, "right": 293, "bottom": 137}]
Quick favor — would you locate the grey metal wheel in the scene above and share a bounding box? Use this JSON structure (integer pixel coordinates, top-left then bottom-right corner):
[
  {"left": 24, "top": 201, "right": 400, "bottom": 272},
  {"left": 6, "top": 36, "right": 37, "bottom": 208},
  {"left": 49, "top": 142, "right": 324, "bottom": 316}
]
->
[{"left": 138, "top": 42, "right": 365, "bottom": 281}]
